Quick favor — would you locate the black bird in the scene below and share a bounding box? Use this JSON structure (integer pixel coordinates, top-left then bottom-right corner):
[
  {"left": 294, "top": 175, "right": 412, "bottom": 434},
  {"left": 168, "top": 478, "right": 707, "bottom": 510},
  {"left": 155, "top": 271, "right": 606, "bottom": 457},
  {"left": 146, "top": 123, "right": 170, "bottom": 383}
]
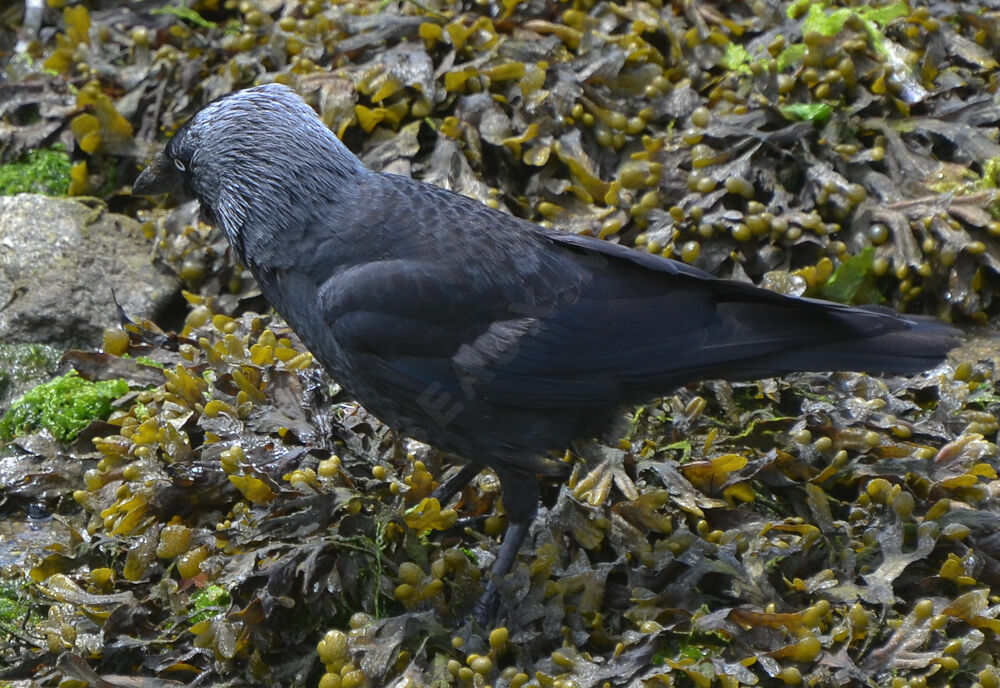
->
[{"left": 134, "top": 83, "right": 960, "bottom": 622}]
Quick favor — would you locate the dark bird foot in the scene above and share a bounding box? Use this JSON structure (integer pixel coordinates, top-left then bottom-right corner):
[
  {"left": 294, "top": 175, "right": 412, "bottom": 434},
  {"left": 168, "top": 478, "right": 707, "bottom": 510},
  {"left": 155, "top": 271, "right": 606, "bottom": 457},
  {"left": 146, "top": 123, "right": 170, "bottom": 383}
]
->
[{"left": 471, "top": 580, "right": 501, "bottom": 627}]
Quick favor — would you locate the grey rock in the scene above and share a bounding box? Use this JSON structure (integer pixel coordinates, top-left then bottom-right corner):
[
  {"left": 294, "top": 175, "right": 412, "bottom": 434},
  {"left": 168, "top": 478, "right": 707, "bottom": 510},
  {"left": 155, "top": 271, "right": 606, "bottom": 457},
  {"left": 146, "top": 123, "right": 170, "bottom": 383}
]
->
[{"left": 0, "top": 194, "right": 179, "bottom": 347}]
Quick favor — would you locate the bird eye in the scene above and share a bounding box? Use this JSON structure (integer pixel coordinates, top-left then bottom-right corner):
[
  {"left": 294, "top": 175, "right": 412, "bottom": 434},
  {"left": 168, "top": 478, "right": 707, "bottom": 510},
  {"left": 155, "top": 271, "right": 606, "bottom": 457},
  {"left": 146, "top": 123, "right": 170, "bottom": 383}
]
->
[{"left": 174, "top": 159, "right": 186, "bottom": 172}]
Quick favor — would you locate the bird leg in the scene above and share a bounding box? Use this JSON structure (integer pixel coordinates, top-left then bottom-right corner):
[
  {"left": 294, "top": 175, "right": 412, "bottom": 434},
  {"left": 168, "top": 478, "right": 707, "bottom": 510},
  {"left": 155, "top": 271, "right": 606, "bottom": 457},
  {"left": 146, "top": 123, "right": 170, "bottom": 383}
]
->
[
  {"left": 472, "top": 471, "right": 539, "bottom": 625},
  {"left": 434, "top": 464, "right": 543, "bottom": 623},
  {"left": 431, "top": 462, "right": 481, "bottom": 507}
]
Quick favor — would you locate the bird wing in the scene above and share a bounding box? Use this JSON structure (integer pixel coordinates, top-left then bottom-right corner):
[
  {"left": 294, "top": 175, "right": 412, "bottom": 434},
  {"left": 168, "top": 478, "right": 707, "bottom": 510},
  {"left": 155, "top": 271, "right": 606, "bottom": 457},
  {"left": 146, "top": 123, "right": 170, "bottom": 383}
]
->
[
  {"left": 317, "top": 249, "right": 625, "bottom": 409},
  {"left": 311, "top": 176, "right": 940, "bottom": 413},
  {"left": 316, "top": 224, "right": 764, "bottom": 410}
]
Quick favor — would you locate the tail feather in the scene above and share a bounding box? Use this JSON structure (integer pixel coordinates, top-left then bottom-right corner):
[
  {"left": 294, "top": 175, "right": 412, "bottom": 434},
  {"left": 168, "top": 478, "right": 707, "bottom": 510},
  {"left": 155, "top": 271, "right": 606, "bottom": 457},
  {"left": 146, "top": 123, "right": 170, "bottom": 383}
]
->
[
  {"left": 718, "top": 306, "right": 961, "bottom": 379},
  {"left": 757, "top": 318, "right": 958, "bottom": 375}
]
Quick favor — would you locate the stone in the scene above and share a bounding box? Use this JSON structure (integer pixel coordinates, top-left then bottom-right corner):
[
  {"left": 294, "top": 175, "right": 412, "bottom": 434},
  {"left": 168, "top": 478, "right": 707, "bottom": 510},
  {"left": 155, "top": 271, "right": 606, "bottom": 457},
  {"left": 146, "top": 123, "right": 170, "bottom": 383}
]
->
[{"left": 0, "top": 193, "right": 179, "bottom": 347}]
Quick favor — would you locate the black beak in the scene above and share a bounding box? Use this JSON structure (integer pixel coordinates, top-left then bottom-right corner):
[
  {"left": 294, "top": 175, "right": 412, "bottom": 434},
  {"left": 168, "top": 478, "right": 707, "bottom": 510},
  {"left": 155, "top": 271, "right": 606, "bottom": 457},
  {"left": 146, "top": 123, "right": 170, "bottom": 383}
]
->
[{"left": 133, "top": 153, "right": 184, "bottom": 196}]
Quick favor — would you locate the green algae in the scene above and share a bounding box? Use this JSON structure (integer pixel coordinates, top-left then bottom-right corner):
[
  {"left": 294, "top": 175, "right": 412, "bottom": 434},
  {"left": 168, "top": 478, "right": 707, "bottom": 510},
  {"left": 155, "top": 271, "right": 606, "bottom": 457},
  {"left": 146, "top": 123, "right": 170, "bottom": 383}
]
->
[
  {"left": 0, "top": 370, "right": 128, "bottom": 441},
  {"left": 0, "top": 145, "right": 71, "bottom": 196}
]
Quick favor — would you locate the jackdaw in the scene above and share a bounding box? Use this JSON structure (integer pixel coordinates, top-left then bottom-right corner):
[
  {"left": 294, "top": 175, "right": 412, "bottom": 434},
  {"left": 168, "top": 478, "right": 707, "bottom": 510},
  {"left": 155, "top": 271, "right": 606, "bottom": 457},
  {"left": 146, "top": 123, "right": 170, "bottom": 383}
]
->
[{"left": 134, "top": 83, "right": 960, "bottom": 622}]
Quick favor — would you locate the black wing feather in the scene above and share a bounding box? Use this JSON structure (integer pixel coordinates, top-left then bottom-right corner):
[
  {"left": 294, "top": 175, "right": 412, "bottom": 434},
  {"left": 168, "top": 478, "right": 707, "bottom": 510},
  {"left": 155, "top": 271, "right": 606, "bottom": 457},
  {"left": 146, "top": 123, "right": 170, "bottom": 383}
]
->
[{"left": 291, "top": 174, "right": 955, "bottom": 415}]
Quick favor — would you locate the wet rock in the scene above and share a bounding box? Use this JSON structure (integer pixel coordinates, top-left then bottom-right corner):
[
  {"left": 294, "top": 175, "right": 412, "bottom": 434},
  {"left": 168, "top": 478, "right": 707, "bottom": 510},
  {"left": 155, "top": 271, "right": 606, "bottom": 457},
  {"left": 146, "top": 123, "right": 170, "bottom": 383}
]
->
[{"left": 0, "top": 193, "right": 179, "bottom": 347}]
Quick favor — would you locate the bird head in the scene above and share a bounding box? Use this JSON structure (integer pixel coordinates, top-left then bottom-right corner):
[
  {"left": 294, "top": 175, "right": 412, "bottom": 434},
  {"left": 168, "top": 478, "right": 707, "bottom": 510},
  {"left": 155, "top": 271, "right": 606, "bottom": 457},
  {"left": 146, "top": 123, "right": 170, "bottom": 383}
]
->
[{"left": 133, "top": 83, "right": 365, "bottom": 265}]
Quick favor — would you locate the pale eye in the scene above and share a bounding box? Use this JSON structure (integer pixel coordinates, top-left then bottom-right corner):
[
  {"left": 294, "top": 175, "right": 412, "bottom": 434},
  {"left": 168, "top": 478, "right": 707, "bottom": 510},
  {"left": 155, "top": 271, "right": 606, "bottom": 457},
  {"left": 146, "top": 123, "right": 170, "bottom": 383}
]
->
[{"left": 174, "top": 158, "right": 186, "bottom": 172}]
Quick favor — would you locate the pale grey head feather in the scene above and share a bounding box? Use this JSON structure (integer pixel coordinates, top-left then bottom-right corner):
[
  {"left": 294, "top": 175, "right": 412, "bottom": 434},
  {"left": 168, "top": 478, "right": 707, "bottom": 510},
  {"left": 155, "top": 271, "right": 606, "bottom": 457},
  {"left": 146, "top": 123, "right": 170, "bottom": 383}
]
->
[{"left": 162, "top": 83, "right": 368, "bottom": 267}]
